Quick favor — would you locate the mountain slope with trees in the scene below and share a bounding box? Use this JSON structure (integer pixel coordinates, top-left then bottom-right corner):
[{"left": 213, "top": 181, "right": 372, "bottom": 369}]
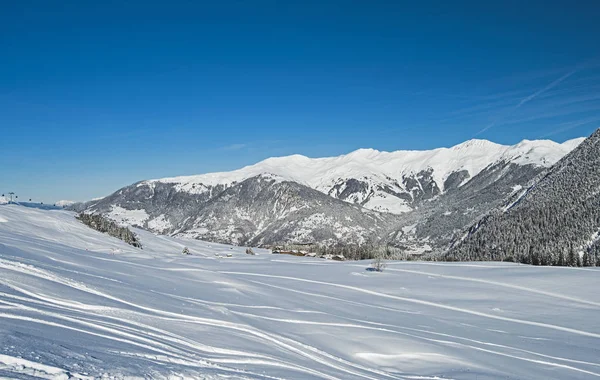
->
[
  {"left": 77, "top": 212, "right": 143, "bottom": 248},
  {"left": 447, "top": 128, "right": 600, "bottom": 266}
]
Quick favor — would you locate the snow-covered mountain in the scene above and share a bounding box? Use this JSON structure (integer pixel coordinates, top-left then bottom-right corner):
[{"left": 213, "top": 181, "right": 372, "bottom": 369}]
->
[
  {"left": 55, "top": 200, "right": 76, "bottom": 207},
  {"left": 79, "top": 137, "right": 584, "bottom": 248},
  {"left": 2, "top": 204, "right": 600, "bottom": 379},
  {"left": 148, "top": 138, "right": 583, "bottom": 214},
  {"left": 84, "top": 176, "right": 399, "bottom": 247},
  {"left": 448, "top": 128, "right": 600, "bottom": 264}
]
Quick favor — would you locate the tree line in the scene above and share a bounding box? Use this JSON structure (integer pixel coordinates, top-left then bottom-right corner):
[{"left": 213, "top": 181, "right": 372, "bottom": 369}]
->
[{"left": 77, "top": 212, "right": 142, "bottom": 249}]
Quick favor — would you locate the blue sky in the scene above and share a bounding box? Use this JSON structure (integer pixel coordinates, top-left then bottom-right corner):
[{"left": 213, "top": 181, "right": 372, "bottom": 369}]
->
[{"left": 1, "top": 1, "right": 600, "bottom": 202}]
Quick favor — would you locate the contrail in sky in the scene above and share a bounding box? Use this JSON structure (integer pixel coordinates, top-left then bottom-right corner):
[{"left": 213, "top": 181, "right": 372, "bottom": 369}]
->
[
  {"left": 517, "top": 69, "right": 577, "bottom": 107},
  {"left": 475, "top": 69, "right": 578, "bottom": 136}
]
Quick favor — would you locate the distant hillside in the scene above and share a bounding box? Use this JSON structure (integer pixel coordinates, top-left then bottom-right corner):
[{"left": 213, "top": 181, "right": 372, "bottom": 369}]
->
[
  {"left": 83, "top": 175, "right": 398, "bottom": 247},
  {"left": 0, "top": 199, "right": 62, "bottom": 210}
]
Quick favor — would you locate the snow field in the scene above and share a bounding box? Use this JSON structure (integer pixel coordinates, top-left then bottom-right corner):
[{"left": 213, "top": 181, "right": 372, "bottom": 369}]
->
[{"left": 0, "top": 205, "right": 599, "bottom": 379}]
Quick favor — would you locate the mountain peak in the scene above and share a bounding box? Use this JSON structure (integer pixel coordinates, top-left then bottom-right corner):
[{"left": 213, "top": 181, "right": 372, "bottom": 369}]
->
[
  {"left": 147, "top": 137, "right": 583, "bottom": 199},
  {"left": 450, "top": 139, "right": 502, "bottom": 151},
  {"left": 349, "top": 148, "right": 381, "bottom": 155}
]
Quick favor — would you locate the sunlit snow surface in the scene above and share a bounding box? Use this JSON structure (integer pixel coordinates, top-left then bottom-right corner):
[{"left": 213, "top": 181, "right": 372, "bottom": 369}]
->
[
  {"left": 149, "top": 138, "right": 584, "bottom": 198},
  {"left": 0, "top": 205, "right": 599, "bottom": 379}
]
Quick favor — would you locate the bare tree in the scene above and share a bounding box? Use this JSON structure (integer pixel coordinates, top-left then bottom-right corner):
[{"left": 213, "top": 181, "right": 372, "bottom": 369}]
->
[{"left": 371, "top": 253, "right": 387, "bottom": 272}]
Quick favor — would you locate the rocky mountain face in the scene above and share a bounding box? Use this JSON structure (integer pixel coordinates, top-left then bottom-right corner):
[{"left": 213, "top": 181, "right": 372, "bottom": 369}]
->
[
  {"left": 446, "top": 129, "right": 600, "bottom": 265},
  {"left": 83, "top": 175, "right": 398, "bottom": 246},
  {"left": 77, "top": 137, "right": 584, "bottom": 250},
  {"left": 393, "top": 160, "right": 553, "bottom": 254}
]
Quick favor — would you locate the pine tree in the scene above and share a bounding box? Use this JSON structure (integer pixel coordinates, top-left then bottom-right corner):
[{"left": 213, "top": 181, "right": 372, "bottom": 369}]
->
[
  {"left": 567, "top": 246, "right": 576, "bottom": 267},
  {"left": 557, "top": 250, "right": 566, "bottom": 266},
  {"left": 582, "top": 251, "right": 590, "bottom": 267}
]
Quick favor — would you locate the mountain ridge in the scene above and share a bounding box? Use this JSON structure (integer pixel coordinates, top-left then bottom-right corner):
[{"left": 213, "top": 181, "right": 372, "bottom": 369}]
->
[
  {"left": 151, "top": 137, "right": 584, "bottom": 185},
  {"left": 145, "top": 137, "right": 584, "bottom": 215},
  {"left": 77, "top": 136, "right": 585, "bottom": 249}
]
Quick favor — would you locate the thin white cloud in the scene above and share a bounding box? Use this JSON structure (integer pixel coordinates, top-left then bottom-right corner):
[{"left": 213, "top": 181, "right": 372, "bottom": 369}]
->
[
  {"left": 221, "top": 143, "right": 247, "bottom": 151},
  {"left": 492, "top": 101, "right": 600, "bottom": 126},
  {"left": 516, "top": 69, "right": 577, "bottom": 108},
  {"left": 475, "top": 69, "right": 578, "bottom": 136},
  {"left": 540, "top": 116, "right": 600, "bottom": 138}
]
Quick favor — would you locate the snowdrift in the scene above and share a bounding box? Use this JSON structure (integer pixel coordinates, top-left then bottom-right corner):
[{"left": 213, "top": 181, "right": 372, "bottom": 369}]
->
[{"left": 0, "top": 205, "right": 599, "bottom": 379}]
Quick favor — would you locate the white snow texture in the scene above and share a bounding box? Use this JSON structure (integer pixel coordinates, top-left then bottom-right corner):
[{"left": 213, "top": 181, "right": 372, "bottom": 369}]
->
[{"left": 0, "top": 204, "right": 599, "bottom": 379}]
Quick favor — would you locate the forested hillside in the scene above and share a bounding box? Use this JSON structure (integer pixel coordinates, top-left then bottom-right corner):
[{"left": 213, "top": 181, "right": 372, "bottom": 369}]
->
[
  {"left": 77, "top": 212, "right": 143, "bottom": 248},
  {"left": 447, "top": 129, "right": 600, "bottom": 266}
]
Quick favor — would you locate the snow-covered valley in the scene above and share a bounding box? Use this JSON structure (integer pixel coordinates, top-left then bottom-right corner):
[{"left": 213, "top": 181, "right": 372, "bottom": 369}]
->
[{"left": 1, "top": 205, "right": 599, "bottom": 379}]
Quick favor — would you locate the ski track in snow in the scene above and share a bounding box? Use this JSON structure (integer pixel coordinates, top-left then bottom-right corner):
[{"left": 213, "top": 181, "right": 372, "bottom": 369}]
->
[
  {"left": 0, "top": 205, "right": 599, "bottom": 379},
  {"left": 377, "top": 266, "right": 600, "bottom": 308},
  {"left": 219, "top": 271, "right": 600, "bottom": 339}
]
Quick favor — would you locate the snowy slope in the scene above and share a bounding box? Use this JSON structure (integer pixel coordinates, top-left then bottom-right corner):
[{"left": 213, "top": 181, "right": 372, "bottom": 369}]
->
[
  {"left": 1, "top": 204, "right": 599, "bottom": 379},
  {"left": 147, "top": 138, "right": 583, "bottom": 213}
]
